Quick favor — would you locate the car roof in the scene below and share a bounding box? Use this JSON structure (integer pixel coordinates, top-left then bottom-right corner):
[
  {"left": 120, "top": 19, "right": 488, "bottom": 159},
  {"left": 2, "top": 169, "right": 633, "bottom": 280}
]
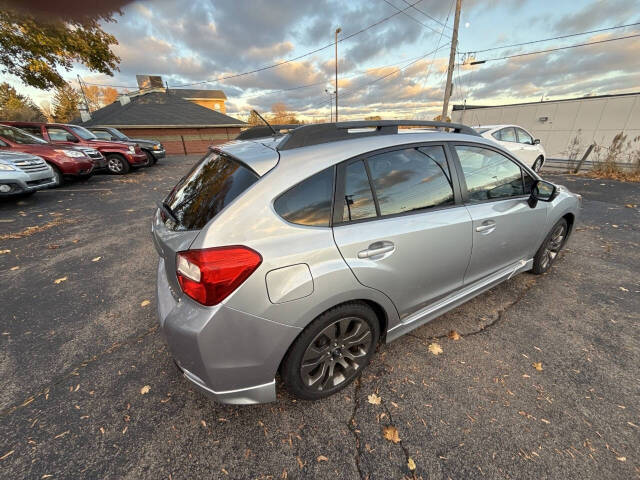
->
[{"left": 219, "top": 129, "right": 497, "bottom": 178}]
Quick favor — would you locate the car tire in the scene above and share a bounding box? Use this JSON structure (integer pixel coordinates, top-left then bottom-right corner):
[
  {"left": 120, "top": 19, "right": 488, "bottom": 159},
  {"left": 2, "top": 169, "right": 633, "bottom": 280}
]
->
[
  {"left": 532, "top": 156, "right": 544, "bottom": 172},
  {"left": 532, "top": 218, "right": 568, "bottom": 274},
  {"left": 281, "top": 302, "right": 380, "bottom": 400},
  {"left": 106, "top": 154, "right": 130, "bottom": 175},
  {"left": 145, "top": 151, "right": 158, "bottom": 166},
  {"left": 49, "top": 164, "right": 64, "bottom": 187},
  {"left": 142, "top": 151, "right": 154, "bottom": 167}
]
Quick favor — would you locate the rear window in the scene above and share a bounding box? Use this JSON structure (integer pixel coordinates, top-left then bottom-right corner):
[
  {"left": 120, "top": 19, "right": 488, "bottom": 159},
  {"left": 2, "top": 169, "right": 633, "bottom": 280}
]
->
[{"left": 164, "top": 151, "right": 259, "bottom": 230}]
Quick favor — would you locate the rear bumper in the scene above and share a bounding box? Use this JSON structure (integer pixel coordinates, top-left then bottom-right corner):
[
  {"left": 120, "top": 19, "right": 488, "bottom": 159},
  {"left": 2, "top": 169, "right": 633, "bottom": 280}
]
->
[
  {"left": 156, "top": 259, "right": 300, "bottom": 405},
  {"left": 175, "top": 362, "right": 277, "bottom": 405}
]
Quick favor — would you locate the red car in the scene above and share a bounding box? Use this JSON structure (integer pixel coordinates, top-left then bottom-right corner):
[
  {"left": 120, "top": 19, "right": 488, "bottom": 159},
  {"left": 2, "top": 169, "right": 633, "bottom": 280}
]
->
[
  {"left": 3, "top": 121, "right": 149, "bottom": 174},
  {"left": 0, "top": 124, "right": 96, "bottom": 186}
]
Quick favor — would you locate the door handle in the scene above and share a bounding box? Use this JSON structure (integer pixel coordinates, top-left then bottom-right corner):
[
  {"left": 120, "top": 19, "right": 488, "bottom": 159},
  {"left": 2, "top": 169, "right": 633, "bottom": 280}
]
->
[
  {"left": 475, "top": 221, "right": 496, "bottom": 234},
  {"left": 357, "top": 241, "right": 395, "bottom": 259}
]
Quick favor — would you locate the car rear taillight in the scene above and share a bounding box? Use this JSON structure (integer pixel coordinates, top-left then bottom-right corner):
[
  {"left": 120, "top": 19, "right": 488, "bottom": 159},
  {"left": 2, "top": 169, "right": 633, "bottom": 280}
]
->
[{"left": 176, "top": 246, "right": 262, "bottom": 306}]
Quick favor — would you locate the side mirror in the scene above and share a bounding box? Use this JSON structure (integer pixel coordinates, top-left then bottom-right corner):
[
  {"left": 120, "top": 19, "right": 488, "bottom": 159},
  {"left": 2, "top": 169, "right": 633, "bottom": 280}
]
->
[
  {"left": 533, "top": 138, "right": 540, "bottom": 145},
  {"left": 528, "top": 180, "right": 557, "bottom": 208},
  {"left": 66, "top": 134, "right": 79, "bottom": 143}
]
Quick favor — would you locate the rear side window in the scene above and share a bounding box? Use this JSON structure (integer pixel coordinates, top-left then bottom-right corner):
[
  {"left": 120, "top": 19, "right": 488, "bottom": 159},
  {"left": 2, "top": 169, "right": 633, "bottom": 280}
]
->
[
  {"left": 274, "top": 167, "right": 334, "bottom": 227},
  {"left": 367, "top": 147, "right": 454, "bottom": 216},
  {"left": 165, "top": 151, "right": 258, "bottom": 230}
]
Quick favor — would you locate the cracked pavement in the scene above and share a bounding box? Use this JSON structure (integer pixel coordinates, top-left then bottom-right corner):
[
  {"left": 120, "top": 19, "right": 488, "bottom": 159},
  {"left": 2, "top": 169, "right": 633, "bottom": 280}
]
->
[{"left": 1, "top": 157, "right": 638, "bottom": 479}]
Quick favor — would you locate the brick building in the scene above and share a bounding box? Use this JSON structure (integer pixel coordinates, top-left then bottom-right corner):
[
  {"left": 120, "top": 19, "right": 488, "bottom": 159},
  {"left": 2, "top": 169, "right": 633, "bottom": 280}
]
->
[{"left": 80, "top": 89, "right": 244, "bottom": 155}]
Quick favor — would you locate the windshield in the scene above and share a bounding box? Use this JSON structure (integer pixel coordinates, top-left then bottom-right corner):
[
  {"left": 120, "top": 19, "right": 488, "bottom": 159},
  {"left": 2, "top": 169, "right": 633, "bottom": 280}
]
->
[
  {"left": 69, "top": 125, "right": 97, "bottom": 140},
  {"left": 0, "top": 125, "right": 48, "bottom": 145},
  {"left": 474, "top": 128, "right": 491, "bottom": 134},
  {"left": 110, "top": 128, "right": 128, "bottom": 140}
]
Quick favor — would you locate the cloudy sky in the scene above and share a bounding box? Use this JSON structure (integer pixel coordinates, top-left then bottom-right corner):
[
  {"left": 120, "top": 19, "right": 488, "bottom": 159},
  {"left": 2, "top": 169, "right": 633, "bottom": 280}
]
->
[{"left": 6, "top": 0, "right": 640, "bottom": 121}]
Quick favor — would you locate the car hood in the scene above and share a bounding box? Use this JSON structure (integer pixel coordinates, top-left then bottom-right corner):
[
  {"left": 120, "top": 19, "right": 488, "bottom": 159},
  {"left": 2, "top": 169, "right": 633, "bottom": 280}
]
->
[
  {"left": 0, "top": 151, "right": 42, "bottom": 163},
  {"left": 128, "top": 138, "right": 160, "bottom": 147},
  {"left": 85, "top": 139, "right": 136, "bottom": 148}
]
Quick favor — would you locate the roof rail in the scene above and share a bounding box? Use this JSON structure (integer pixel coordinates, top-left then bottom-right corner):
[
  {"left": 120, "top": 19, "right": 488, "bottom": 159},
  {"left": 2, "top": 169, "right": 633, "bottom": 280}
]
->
[
  {"left": 276, "top": 120, "right": 479, "bottom": 151},
  {"left": 236, "top": 124, "right": 301, "bottom": 141}
]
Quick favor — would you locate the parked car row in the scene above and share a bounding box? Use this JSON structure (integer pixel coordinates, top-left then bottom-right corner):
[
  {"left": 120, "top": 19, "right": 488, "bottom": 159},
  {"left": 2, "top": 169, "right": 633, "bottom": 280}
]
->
[{"left": 0, "top": 122, "right": 165, "bottom": 198}]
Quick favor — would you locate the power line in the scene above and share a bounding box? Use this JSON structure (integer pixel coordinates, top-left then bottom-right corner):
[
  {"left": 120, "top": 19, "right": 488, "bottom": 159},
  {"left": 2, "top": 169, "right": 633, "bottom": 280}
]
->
[
  {"left": 169, "top": 0, "right": 426, "bottom": 88},
  {"left": 462, "top": 21, "right": 640, "bottom": 55},
  {"left": 472, "top": 33, "right": 640, "bottom": 63},
  {"left": 381, "top": 0, "right": 442, "bottom": 34},
  {"left": 400, "top": 0, "right": 452, "bottom": 30}
]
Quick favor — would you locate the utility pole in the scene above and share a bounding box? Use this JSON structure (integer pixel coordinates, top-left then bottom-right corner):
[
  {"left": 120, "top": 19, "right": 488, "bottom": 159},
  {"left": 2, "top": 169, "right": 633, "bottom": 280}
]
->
[
  {"left": 441, "top": 0, "right": 462, "bottom": 121},
  {"left": 335, "top": 27, "right": 341, "bottom": 122}
]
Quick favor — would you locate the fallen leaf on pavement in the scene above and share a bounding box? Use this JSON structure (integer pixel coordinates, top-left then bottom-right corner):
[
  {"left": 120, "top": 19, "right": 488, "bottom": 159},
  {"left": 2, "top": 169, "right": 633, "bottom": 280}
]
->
[
  {"left": 368, "top": 393, "right": 381, "bottom": 405},
  {"left": 448, "top": 330, "right": 461, "bottom": 341},
  {"left": 532, "top": 362, "right": 543, "bottom": 371},
  {"left": 54, "top": 276, "right": 67, "bottom": 284},
  {"left": 140, "top": 300, "right": 150, "bottom": 307},
  {"left": 407, "top": 458, "right": 416, "bottom": 471},
  {"left": 383, "top": 425, "right": 400, "bottom": 444},
  {"left": 428, "top": 343, "right": 443, "bottom": 355},
  {"left": 92, "top": 257, "right": 101, "bottom": 262},
  {"left": 140, "top": 385, "right": 150, "bottom": 395},
  {"left": 316, "top": 455, "right": 328, "bottom": 462}
]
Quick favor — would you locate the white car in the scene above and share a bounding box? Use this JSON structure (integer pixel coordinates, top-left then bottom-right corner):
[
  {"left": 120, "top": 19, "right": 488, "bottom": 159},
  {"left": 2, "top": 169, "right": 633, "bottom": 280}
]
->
[{"left": 475, "top": 125, "right": 546, "bottom": 172}]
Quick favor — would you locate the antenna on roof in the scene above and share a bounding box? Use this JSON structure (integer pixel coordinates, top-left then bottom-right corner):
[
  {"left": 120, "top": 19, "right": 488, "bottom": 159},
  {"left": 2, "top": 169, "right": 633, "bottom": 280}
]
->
[{"left": 252, "top": 110, "right": 276, "bottom": 135}]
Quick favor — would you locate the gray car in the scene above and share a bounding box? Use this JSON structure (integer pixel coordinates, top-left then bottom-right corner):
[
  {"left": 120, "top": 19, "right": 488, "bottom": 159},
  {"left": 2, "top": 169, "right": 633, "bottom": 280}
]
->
[
  {"left": 152, "top": 120, "right": 581, "bottom": 405},
  {"left": 0, "top": 151, "right": 56, "bottom": 197}
]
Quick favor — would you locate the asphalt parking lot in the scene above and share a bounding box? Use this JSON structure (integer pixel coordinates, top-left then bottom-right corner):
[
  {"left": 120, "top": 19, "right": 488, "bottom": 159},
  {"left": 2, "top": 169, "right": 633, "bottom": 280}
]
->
[{"left": 1, "top": 156, "right": 638, "bottom": 479}]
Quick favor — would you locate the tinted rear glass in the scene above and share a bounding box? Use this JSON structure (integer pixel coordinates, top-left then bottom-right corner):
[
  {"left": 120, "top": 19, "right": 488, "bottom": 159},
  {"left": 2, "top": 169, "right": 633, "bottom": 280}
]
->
[
  {"left": 274, "top": 167, "right": 334, "bottom": 227},
  {"left": 164, "top": 151, "right": 258, "bottom": 230}
]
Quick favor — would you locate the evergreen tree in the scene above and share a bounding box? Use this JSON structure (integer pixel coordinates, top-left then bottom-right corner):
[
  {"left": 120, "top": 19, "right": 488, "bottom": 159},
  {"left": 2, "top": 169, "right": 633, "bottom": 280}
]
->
[
  {"left": 0, "top": 82, "right": 45, "bottom": 121},
  {"left": 51, "top": 83, "right": 80, "bottom": 122}
]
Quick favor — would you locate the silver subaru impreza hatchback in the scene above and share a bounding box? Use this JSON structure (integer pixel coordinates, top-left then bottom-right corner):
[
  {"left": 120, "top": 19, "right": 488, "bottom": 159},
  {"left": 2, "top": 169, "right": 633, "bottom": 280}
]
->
[{"left": 152, "top": 120, "right": 581, "bottom": 405}]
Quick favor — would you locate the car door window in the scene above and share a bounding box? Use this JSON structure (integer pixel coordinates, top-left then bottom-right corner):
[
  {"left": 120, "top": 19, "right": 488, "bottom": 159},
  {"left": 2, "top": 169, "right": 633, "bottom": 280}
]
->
[
  {"left": 19, "top": 126, "right": 44, "bottom": 138},
  {"left": 46, "top": 127, "right": 72, "bottom": 141},
  {"left": 342, "top": 160, "right": 376, "bottom": 222},
  {"left": 367, "top": 147, "right": 454, "bottom": 216},
  {"left": 523, "top": 170, "right": 535, "bottom": 194},
  {"left": 92, "top": 130, "right": 112, "bottom": 140},
  {"left": 274, "top": 167, "right": 334, "bottom": 227},
  {"left": 496, "top": 127, "right": 516, "bottom": 142},
  {"left": 455, "top": 145, "right": 525, "bottom": 202},
  {"left": 515, "top": 128, "right": 533, "bottom": 145}
]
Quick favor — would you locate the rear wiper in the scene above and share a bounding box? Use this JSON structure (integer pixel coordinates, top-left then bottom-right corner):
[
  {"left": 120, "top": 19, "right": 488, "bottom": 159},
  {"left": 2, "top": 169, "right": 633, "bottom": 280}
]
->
[{"left": 157, "top": 201, "right": 179, "bottom": 224}]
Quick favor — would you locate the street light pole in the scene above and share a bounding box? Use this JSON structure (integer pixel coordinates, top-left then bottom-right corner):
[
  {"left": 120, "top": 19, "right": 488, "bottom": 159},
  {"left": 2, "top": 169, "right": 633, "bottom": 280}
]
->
[{"left": 335, "top": 27, "right": 341, "bottom": 122}]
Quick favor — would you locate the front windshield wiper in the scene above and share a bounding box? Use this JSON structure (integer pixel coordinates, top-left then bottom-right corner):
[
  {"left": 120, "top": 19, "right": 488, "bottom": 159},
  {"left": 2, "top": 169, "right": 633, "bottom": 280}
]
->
[{"left": 157, "top": 201, "right": 179, "bottom": 224}]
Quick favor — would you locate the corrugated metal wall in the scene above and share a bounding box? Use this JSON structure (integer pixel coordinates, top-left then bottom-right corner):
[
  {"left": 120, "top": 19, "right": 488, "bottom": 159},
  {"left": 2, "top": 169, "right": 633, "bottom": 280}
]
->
[{"left": 452, "top": 93, "right": 640, "bottom": 160}]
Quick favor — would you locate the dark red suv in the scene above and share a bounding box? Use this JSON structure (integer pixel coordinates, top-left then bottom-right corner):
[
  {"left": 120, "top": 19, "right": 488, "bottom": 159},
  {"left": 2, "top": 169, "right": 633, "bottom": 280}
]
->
[
  {"left": 0, "top": 124, "right": 96, "bottom": 186},
  {"left": 3, "top": 121, "right": 149, "bottom": 174}
]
